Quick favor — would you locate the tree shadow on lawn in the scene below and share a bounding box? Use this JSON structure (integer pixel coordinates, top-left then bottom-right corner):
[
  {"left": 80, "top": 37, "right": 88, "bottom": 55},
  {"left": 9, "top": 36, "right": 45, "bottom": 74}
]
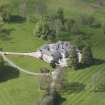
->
[
  {"left": 0, "top": 65, "right": 20, "bottom": 82},
  {"left": 94, "top": 58, "right": 105, "bottom": 65},
  {"left": 78, "top": 58, "right": 105, "bottom": 70},
  {"left": 63, "top": 82, "right": 86, "bottom": 94},
  {"left": 9, "top": 15, "right": 26, "bottom": 23},
  {"left": 38, "top": 91, "right": 66, "bottom": 105},
  {"left": 53, "top": 92, "right": 66, "bottom": 105}
]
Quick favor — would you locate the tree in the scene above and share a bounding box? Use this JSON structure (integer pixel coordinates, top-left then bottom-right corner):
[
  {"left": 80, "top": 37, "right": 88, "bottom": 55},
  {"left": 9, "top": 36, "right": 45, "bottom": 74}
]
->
[
  {"left": 50, "top": 60, "right": 56, "bottom": 68},
  {"left": 70, "top": 22, "right": 81, "bottom": 34},
  {"left": 54, "top": 18, "right": 64, "bottom": 36},
  {"left": 56, "top": 8, "right": 64, "bottom": 24},
  {"left": 41, "top": 23, "right": 50, "bottom": 40},
  {"left": 72, "top": 35, "right": 88, "bottom": 50},
  {"left": 34, "top": 18, "right": 50, "bottom": 40},
  {"left": 80, "top": 15, "right": 95, "bottom": 26},
  {"left": 39, "top": 68, "right": 51, "bottom": 90},
  {"left": 68, "top": 46, "right": 79, "bottom": 70},
  {"left": 37, "top": 67, "right": 66, "bottom": 105},
  {"left": 47, "top": 34, "right": 56, "bottom": 43},
  {"left": 81, "top": 46, "right": 94, "bottom": 66},
  {"left": 65, "top": 19, "right": 75, "bottom": 32},
  {"left": 56, "top": 31, "right": 70, "bottom": 41},
  {"left": 0, "top": 3, "right": 12, "bottom": 22}
]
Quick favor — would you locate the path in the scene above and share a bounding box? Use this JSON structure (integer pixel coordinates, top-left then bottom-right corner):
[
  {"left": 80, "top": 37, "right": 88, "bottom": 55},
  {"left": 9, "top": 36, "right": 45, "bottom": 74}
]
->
[
  {"left": 0, "top": 52, "right": 49, "bottom": 76},
  {"left": 0, "top": 51, "right": 65, "bottom": 90},
  {"left": 0, "top": 51, "right": 40, "bottom": 58}
]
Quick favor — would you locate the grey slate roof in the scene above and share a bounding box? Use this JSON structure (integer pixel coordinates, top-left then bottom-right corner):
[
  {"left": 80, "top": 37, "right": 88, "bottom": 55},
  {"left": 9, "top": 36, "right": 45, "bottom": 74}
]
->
[{"left": 38, "top": 41, "right": 71, "bottom": 61}]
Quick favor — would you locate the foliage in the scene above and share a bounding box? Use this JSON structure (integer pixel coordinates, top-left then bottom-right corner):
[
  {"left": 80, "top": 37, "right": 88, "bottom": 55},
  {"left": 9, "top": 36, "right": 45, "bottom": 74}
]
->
[
  {"left": 56, "top": 31, "right": 71, "bottom": 41},
  {"left": 47, "top": 34, "right": 56, "bottom": 42},
  {"left": 34, "top": 8, "right": 65, "bottom": 41},
  {"left": 68, "top": 46, "right": 79, "bottom": 70},
  {"left": 56, "top": 8, "right": 65, "bottom": 24},
  {"left": 81, "top": 46, "right": 94, "bottom": 66},
  {"left": 50, "top": 60, "right": 56, "bottom": 68},
  {"left": 0, "top": 2, "right": 12, "bottom": 22},
  {"left": 34, "top": 9, "right": 101, "bottom": 51},
  {"left": 72, "top": 35, "right": 89, "bottom": 50},
  {"left": 80, "top": 15, "right": 102, "bottom": 28},
  {"left": 64, "top": 19, "right": 75, "bottom": 32},
  {"left": 0, "top": 0, "right": 105, "bottom": 105}
]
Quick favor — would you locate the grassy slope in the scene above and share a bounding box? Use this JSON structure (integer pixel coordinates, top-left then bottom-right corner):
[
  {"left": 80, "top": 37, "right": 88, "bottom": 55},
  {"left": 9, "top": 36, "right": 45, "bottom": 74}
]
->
[{"left": 0, "top": 0, "right": 105, "bottom": 105}]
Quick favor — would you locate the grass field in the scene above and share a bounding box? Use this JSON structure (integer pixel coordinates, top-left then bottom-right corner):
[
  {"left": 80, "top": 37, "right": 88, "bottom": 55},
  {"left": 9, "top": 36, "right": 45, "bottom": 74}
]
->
[{"left": 0, "top": 0, "right": 105, "bottom": 105}]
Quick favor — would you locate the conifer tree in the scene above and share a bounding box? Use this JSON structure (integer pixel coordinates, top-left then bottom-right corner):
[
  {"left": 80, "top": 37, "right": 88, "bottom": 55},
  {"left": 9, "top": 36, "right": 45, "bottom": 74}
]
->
[
  {"left": 68, "top": 46, "right": 79, "bottom": 70},
  {"left": 56, "top": 8, "right": 64, "bottom": 24},
  {"left": 81, "top": 46, "right": 94, "bottom": 66}
]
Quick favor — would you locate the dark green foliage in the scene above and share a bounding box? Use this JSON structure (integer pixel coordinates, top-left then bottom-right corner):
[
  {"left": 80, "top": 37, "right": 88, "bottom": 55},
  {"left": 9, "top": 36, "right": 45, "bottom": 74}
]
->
[
  {"left": 41, "top": 23, "right": 50, "bottom": 40},
  {"left": 34, "top": 8, "right": 65, "bottom": 41},
  {"left": 56, "top": 8, "right": 65, "bottom": 24},
  {"left": 81, "top": 46, "right": 94, "bottom": 66},
  {"left": 56, "top": 31, "right": 70, "bottom": 41},
  {"left": 80, "top": 15, "right": 102, "bottom": 28},
  {"left": 70, "top": 22, "right": 81, "bottom": 34},
  {"left": 40, "top": 68, "right": 50, "bottom": 73},
  {"left": 50, "top": 60, "right": 56, "bottom": 68},
  {"left": 47, "top": 34, "right": 56, "bottom": 42},
  {"left": 80, "top": 15, "right": 95, "bottom": 26},
  {"left": 68, "top": 46, "right": 79, "bottom": 70},
  {"left": 35, "top": 17, "right": 50, "bottom": 40},
  {"left": 54, "top": 18, "right": 65, "bottom": 36},
  {"left": 64, "top": 19, "right": 75, "bottom": 32},
  {"left": 72, "top": 35, "right": 89, "bottom": 50}
]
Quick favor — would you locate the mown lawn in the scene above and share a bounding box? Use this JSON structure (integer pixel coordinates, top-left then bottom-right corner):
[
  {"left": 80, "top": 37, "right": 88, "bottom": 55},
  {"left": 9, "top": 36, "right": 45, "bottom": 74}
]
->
[
  {"left": 0, "top": 21, "right": 50, "bottom": 105},
  {"left": 0, "top": 0, "right": 105, "bottom": 105}
]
